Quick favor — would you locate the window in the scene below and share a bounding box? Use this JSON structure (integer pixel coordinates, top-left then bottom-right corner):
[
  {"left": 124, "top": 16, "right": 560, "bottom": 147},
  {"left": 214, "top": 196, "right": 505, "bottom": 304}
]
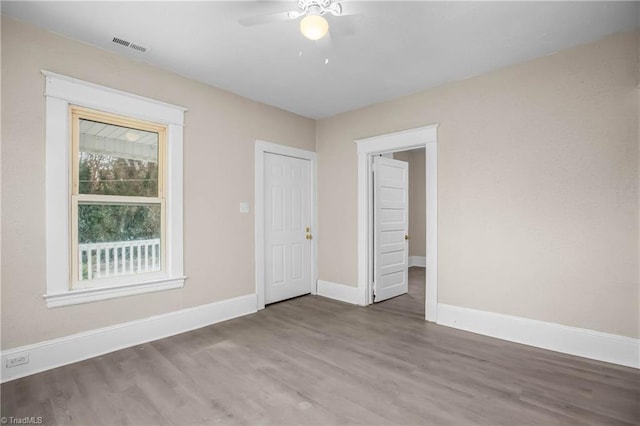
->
[
  {"left": 71, "top": 107, "right": 166, "bottom": 288},
  {"left": 44, "top": 71, "right": 186, "bottom": 307}
]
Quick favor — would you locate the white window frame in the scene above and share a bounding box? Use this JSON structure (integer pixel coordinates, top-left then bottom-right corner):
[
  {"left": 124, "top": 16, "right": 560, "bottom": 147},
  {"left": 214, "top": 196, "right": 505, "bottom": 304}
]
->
[
  {"left": 43, "top": 71, "right": 187, "bottom": 308},
  {"left": 70, "top": 106, "right": 168, "bottom": 288}
]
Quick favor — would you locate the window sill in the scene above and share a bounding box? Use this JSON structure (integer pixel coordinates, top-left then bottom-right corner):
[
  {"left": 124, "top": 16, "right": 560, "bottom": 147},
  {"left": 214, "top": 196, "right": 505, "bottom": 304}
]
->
[{"left": 43, "top": 276, "right": 186, "bottom": 308}]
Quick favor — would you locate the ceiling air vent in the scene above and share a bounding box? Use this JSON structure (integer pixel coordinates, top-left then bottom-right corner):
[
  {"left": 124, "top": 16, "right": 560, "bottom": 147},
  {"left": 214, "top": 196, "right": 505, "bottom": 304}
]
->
[
  {"left": 129, "top": 43, "right": 147, "bottom": 53},
  {"left": 112, "top": 37, "right": 130, "bottom": 47},
  {"left": 112, "top": 37, "right": 148, "bottom": 54}
]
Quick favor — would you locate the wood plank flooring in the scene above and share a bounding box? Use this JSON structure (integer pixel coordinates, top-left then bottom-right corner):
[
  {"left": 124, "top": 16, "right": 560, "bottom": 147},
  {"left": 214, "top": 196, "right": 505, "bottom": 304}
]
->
[{"left": 2, "top": 267, "right": 639, "bottom": 425}]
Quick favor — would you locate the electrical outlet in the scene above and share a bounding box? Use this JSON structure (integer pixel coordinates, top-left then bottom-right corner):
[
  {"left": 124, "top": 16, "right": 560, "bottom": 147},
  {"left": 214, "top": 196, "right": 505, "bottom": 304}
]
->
[{"left": 5, "top": 354, "right": 29, "bottom": 368}]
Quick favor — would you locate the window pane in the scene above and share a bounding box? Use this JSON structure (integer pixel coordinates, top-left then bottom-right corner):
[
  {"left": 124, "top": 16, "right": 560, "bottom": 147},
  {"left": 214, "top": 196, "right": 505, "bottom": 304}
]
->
[
  {"left": 79, "top": 119, "right": 159, "bottom": 197},
  {"left": 77, "top": 203, "right": 161, "bottom": 282}
]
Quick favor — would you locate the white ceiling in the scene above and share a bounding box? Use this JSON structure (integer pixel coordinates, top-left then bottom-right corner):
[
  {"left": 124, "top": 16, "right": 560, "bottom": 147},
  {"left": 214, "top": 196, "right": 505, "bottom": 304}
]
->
[{"left": 2, "top": 1, "right": 639, "bottom": 119}]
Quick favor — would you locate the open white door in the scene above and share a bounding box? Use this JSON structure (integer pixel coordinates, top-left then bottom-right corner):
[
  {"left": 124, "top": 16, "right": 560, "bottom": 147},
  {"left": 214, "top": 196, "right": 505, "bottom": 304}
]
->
[
  {"left": 264, "top": 153, "right": 312, "bottom": 304},
  {"left": 373, "top": 156, "right": 409, "bottom": 302}
]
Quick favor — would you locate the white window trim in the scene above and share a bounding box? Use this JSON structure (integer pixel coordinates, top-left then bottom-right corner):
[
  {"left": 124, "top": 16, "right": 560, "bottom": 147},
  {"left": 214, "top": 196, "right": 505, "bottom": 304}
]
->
[{"left": 43, "top": 71, "right": 187, "bottom": 308}]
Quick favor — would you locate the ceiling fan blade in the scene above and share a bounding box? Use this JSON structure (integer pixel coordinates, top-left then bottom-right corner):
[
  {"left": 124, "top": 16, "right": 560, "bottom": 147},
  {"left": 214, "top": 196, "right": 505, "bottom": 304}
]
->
[
  {"left": 334, "top": 1, "right": 366, "bottom": 17},
  {"left": 238, "top": 11, "right": 295, "bottom": 27},
  {"left": 327, "top": 2, "right": 342, "bottom": 16}
]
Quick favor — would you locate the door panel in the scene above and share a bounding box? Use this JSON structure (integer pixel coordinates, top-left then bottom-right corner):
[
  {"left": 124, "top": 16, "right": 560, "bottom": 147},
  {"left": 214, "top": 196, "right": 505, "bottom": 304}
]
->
[
  {"left": 265, "top": 153, "right": 312, "bottom": 304},
  {"left": 380, "top": 250, "right": 405, "bottom": 267},
  {"left": 374, "top": 156, "right": 409, "bottom": 302},
  {"left": 271, "top": 245, "right": 285, "bottom": 285}
]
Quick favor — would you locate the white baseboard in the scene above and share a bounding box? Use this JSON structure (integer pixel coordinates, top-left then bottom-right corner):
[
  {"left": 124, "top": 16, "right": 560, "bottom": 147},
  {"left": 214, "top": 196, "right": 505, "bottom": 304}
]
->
[
  {"left": 1, "top": 294, "right": 257, "bottom": 383},
  {"left": 437, "top": 303, "right": 639, "bottom": 369},
  {"left": 317, "top": 280, "right": 363, "bottom": 306},
  {"left": 408, "top": 256, "right": 426, "bottom": 267}
]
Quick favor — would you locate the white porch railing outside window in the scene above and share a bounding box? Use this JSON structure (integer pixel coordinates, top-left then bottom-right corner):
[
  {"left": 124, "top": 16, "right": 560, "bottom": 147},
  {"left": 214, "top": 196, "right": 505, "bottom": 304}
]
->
[{"left": 78, "top": 239, "right": 161, "bottom": 281}]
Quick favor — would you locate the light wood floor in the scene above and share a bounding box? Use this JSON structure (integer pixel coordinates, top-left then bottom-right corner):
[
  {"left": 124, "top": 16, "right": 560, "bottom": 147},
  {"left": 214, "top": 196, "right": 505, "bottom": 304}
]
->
[{"left": 2, "top": 267, "right": 639, "bottom": 425}]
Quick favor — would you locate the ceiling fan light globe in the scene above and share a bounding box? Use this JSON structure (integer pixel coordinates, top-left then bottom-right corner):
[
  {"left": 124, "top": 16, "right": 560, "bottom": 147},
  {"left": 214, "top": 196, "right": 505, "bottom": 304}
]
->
[{"left": 300, "top": 15, "right": 329, "bottom": 40}]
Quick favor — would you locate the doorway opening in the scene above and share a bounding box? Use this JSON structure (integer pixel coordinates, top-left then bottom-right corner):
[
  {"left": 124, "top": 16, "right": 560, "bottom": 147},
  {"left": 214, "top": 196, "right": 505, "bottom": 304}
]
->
[
  {"left": 371, "top": 148, "right": 427, "bottom": 318},
  {"left": 355, "top": 125, "right": 438, "bottom": 322}
]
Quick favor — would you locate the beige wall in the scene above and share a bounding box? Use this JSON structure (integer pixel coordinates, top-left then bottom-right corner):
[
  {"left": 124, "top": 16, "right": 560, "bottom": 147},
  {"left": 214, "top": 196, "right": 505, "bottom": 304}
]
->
[
  {"left": 1, "top": 17, "right": 316, "bottom": 349},
  {"left": 2, "top": 16, "right": 639, "bottom": 350},
  {"left": 317, "top": 31, "right": 640, "bottom": 338},
  {"left": 393, "top": 149, "right": 426, "bottom": 257}
]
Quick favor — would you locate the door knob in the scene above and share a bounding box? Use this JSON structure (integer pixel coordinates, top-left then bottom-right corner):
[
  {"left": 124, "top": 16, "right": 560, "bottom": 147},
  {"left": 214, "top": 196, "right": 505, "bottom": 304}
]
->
[
  {"left": 306, "top": 234, "right": 312, "bottom": 240},
  {"left": 405, "top": 235, "right": 410, "bottom": 240}
]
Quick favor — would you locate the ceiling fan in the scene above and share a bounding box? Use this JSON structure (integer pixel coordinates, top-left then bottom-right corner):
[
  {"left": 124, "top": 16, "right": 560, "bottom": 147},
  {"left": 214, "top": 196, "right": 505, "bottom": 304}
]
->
[{"left": 239, "top": 0, "right": 349, "bottom": 41}]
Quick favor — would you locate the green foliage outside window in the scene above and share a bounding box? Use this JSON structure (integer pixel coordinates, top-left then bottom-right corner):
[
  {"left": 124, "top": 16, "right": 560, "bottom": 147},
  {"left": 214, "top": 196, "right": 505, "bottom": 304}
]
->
[{"left": 78, "top": 153, "right": 160, "bottom": 244}]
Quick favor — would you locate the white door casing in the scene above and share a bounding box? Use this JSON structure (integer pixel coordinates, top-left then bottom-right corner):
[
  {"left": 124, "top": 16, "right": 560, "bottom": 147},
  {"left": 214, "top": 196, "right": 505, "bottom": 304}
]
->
[
  {"left": 373, "top": 156, "right": 409, "bottom": 302},
  {"left": 255, "top": 141, "right": 317, "bottom": 310},
  {"left": 262, "top": 152, "right": 313, "bottom": 304},
  {"left": 355, "top": 124, "right": 438, "bottom": 321}
]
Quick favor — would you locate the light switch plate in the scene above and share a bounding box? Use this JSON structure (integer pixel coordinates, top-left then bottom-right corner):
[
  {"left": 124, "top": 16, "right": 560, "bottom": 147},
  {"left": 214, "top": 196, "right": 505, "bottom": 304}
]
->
[{"left": 239, "top": 202, "right": 250, "bottom": 213}]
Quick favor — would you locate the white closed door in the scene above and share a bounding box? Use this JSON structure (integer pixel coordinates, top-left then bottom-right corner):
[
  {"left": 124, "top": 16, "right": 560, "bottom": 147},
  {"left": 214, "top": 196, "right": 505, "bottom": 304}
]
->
[
  {"left": 264, "top": 153, "right": 312, "bottom": 304},
  {"left": 373, "top": 156, "right": 409, "bottom": 302}
]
